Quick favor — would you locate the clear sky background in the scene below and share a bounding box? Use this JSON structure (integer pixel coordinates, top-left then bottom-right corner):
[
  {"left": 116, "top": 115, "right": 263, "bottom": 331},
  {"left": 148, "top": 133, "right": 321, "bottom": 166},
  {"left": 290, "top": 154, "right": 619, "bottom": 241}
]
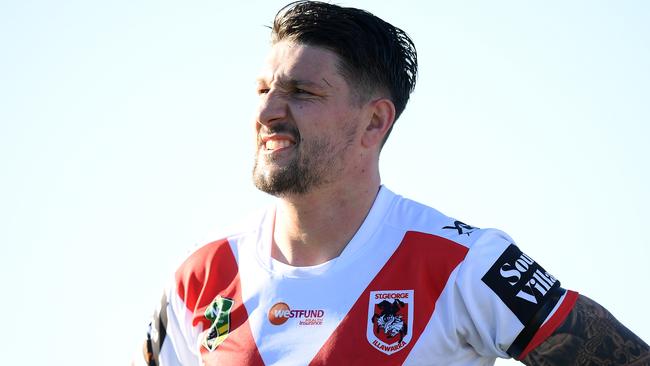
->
[{"left": 1, "top": 1, "right": 648, "bottom": 365}]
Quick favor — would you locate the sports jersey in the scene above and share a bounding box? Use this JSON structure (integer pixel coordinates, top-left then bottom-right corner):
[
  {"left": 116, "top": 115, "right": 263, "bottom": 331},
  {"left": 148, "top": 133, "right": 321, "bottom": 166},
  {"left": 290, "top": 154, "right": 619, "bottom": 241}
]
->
[{"left": 140, "top": 186, "right": 578, "bottom": 366}]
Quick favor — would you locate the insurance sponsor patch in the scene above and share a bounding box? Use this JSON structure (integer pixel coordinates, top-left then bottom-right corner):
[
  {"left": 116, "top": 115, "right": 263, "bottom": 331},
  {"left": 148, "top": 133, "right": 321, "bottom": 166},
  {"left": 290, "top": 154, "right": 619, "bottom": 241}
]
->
[
  {"left": 481, "top": 244, "right": 560, "bottom": 324},
  {"left": 267, "top": 302, "right": 325, "bottom": 326}
]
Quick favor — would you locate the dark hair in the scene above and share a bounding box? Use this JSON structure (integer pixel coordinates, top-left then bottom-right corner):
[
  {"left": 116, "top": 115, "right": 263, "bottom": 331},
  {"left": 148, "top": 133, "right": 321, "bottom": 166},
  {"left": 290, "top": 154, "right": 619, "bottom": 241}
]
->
[{"left": 271, "top": 1, "right": 418, "bottom": 144}]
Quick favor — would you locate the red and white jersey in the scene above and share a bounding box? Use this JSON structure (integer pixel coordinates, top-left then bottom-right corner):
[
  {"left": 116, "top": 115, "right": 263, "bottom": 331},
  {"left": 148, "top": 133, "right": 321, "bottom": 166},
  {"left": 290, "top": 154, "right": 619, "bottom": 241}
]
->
[{"left": 141, "top": 186, "right": 578, "bottom": 366}]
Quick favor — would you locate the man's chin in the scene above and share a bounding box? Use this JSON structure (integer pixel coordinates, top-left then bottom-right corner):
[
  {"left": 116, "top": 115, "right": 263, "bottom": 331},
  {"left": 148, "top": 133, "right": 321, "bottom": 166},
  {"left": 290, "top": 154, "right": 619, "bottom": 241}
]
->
[
  {"left": 252, "top": 171, "right": 312, "bottom": 197},
  {"left": 253, "top": 182, "right": 303, "bottom": 197}
]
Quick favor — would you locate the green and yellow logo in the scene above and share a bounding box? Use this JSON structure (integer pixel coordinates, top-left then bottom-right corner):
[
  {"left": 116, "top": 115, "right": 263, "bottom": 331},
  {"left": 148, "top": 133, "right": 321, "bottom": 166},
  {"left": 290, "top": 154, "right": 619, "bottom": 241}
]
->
[{"left": 202, "top": 295, "right": 235, "bottom": 351}]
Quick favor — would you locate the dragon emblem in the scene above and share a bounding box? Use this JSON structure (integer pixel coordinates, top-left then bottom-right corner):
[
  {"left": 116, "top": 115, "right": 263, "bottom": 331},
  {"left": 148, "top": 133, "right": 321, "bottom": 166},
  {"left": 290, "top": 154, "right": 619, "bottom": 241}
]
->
[{"left": 372, "top": 298, "right": 408, "bottom": 343}]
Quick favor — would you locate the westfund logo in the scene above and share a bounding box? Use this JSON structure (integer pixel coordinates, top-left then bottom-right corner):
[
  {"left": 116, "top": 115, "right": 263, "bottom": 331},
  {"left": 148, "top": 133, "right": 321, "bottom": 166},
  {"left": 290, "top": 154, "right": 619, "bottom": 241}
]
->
[
  {"left": 482, "top": 244, "right": 560, "bottom": 324},
  {"left": 268, "top": 302, "right": 324, "bottom": 326}
]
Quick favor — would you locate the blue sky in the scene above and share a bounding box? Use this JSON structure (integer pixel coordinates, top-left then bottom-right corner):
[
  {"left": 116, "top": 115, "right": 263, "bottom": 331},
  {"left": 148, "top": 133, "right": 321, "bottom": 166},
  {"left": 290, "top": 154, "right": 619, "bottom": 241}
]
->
[{"left": 1, "top": 1, "right": 648, "bottom": 364}]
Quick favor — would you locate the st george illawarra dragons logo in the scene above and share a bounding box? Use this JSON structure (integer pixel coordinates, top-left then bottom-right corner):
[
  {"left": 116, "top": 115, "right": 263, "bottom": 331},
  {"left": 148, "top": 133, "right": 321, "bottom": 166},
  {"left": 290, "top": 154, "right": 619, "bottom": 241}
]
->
[{"left": 367, "top": 290, "right": 414, "bottom": 355}]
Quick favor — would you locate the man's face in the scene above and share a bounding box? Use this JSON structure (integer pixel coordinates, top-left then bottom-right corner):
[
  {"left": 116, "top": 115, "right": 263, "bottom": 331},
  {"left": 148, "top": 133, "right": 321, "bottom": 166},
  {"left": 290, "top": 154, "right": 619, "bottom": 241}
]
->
[{"left": 252, "top": 41, "right": 366, "bottom": 196}]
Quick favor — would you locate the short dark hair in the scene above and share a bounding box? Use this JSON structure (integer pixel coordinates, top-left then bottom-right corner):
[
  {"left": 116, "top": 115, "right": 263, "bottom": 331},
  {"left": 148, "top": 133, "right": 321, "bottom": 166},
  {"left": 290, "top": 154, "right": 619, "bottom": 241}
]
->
[{"left": 271, "top": 1, "right": 418, "bottom": 144}]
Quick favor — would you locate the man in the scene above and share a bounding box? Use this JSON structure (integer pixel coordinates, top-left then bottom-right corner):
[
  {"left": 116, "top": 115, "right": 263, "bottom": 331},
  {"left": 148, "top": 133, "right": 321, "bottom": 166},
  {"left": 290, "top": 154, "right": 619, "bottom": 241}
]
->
[{"left": 139, "top": 1, "right": 649, "bottom": 365}]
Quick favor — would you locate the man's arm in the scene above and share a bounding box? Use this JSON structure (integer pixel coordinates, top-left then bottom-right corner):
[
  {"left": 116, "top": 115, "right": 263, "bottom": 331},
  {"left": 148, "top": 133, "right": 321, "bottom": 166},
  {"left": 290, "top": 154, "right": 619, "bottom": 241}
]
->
[{"left": 521, "top": 294, "right": 650, "bottom": 365}]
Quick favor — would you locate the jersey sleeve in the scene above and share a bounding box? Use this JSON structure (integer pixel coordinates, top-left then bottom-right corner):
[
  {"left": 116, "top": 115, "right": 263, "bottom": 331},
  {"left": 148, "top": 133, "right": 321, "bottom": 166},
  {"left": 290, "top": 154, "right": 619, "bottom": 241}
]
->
[
  {"left": 137, "top": 238, "right": 241, "bottom": 366},
  {"left": 138, "top": 284, "right": 202, "bottom": 366},
  {"left": 453, "top": 229, "right": 578, "bottom": 360}
]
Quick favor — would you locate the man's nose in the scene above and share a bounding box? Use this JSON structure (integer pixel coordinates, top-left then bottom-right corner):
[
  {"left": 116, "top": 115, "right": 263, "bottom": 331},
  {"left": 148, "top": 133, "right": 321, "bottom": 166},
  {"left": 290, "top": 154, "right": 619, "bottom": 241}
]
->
[{"left": 256, "top": 90, "right": 287, "bottom": 127}]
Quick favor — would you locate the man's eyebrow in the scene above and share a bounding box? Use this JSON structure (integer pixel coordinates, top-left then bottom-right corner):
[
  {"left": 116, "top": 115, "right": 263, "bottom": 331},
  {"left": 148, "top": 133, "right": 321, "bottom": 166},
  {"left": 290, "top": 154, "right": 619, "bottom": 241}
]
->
[{"left": 258, "top": 77, "right": 331, "bottom": 90}]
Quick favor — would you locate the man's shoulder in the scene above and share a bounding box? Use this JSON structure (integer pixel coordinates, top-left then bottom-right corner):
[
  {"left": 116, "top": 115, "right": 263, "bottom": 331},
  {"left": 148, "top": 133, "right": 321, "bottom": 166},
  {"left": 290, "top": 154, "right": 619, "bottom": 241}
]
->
[
  {"left": 174, "top": 207, "right": 270, "bottom": 280},
  {"left": 385, "top": 188, "right": 511, "bottom": 252}
]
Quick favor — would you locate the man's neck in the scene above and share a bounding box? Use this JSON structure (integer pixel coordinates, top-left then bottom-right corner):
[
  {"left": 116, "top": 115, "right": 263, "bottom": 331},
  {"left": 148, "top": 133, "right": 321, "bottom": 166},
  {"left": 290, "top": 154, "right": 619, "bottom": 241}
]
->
[{"left": 271, "top": 182, "right": 381, "bottom": 267}]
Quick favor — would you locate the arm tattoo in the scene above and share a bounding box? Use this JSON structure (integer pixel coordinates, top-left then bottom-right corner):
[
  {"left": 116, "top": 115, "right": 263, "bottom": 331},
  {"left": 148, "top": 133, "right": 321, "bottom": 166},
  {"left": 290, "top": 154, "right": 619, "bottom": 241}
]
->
[{"left": 522, "top": 295, "right": 649, "bottom": 366}]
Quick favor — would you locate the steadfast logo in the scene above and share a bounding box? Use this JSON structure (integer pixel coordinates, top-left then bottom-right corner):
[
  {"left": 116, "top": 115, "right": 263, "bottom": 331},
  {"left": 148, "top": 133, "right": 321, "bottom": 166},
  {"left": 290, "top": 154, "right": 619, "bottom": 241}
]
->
[{"left": 482, "top": 244, "right": 561, "bottom": 324}]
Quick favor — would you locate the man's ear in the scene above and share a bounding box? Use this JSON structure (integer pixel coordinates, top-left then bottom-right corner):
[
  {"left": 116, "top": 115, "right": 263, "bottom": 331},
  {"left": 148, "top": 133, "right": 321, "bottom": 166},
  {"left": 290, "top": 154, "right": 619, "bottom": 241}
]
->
[{"left": 361, "top": 98, "right": 396, "bottom": 148}]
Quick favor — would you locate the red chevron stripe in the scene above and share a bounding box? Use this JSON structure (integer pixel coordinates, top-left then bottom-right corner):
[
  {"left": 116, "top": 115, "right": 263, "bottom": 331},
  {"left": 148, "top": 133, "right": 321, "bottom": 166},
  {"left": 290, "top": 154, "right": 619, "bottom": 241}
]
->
[
  {"left": 309, "top": 231, "right": 469, "bottom": 365},
  {"left": 176, "top": 239, "right": 265, "bottom": 366}
]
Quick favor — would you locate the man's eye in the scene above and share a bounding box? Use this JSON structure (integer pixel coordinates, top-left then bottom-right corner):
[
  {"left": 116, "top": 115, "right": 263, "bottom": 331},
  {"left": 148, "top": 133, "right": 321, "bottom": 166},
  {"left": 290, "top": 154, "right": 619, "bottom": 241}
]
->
[
  {"left": 257, "top": 88, "right": 270, "bottom": 95},
  {"left": 294, "top": 88, "right": 312, "bottom": 95}
]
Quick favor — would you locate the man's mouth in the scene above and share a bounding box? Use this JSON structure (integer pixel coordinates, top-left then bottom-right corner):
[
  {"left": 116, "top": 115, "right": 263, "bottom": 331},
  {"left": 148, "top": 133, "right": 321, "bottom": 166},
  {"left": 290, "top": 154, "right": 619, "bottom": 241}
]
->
[
  {"left": 258, "top": 124, "right": 300, "bottom": 153},
  {"left": 260, "top": 134, "right": 297, "bottom": 152},
  {"left": 265, "top": 138, "right": 294, "bottom": 151}
]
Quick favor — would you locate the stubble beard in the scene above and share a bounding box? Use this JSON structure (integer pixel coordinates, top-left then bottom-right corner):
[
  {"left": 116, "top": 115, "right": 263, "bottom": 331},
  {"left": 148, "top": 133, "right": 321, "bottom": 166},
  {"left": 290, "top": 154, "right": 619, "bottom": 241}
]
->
[
  {"left": 252, "top": 137, "right": 332, "bottom": 196},
  {"left": 252, "top": 123, "right": 357, "bottom": 197}
]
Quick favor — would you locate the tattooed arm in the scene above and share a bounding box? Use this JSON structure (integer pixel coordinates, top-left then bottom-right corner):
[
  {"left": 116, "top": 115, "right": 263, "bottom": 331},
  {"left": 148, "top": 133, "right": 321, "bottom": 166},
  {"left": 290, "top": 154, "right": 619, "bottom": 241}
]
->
[{"left": 521, "top": 295, "right": 650, "bottom": 366}]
